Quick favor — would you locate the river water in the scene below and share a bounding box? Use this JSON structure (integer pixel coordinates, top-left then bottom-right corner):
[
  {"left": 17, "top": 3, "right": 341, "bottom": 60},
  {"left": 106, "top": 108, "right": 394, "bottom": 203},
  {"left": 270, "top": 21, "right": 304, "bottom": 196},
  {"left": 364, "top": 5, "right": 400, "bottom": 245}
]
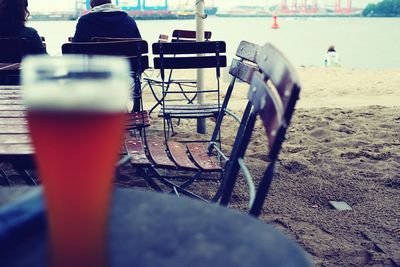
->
[{"left": 28, "top": 17, "right": 400, "bottom": 69}]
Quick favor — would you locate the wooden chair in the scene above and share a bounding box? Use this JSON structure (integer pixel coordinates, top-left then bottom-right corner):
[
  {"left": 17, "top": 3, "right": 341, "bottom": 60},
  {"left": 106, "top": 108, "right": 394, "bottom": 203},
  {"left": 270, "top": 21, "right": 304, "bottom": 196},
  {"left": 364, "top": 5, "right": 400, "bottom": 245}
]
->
[
  {"left": 91, "top": 37, "right": 142, "bottom": 42},
  {"left": 0, "top": 85, "right": 37, "bottom": 186},
  {"left": 144, "top": 30, "right": 212, "bottom": 116},
  {"left": 153, "top": 41, "right": 227, "bottom": 138},
  {"left": 171, "top": 29, "right": 212, "bottom": 42},
  {"left": 61, "top": 40, "right": 150, "bottom": 130},
  {"left": 219, "top": 43, "right": 301, "bottom": 216},
  {"left": 125, "top": 42, "right": 301, "bottom": 217},
  {"left": 123, "top": 41, "right": 260, "bottom": 201}
]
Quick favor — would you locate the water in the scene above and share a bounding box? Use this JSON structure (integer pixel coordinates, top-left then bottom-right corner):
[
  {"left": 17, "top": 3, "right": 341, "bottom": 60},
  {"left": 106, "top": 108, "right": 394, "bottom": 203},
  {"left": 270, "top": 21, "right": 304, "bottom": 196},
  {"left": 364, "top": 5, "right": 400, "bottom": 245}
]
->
[{"left": 28, "top": 17, "right": 400, "bottom": 69}]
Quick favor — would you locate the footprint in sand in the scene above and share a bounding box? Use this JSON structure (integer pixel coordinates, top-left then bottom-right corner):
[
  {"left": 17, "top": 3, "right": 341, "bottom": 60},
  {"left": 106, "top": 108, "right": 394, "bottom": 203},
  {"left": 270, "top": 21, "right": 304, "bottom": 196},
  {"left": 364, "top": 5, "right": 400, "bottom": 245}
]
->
[
  {"left": 281, "top": 160, "right": 308, "bottom": 174},
  {"left": 310, "top": 128, "right": 331, "bottom": 139}
]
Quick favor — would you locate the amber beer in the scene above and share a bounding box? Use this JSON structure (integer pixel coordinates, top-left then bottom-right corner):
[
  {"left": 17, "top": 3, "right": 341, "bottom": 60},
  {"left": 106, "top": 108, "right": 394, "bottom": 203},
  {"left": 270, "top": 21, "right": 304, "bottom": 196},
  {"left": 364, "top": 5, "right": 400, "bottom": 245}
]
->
[{"left": 22, "top": 56, "right": 131, "bottom": 267}]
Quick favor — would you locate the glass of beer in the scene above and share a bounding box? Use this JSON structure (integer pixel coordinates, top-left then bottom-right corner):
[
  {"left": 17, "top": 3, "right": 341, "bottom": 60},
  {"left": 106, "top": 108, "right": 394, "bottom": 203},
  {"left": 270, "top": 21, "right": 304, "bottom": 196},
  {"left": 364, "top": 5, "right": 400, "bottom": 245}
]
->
[{"left": 21, "top": 55, "right": 131, "bottom": 267}]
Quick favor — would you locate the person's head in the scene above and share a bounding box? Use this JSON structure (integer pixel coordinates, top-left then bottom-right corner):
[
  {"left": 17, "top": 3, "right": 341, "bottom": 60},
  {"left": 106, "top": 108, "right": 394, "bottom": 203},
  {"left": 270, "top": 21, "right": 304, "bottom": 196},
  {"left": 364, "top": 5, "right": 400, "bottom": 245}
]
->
[
  {"left": 327, "top": 45, "right": 336, "bottom": 52},
  {"left": 90, "top": 0, "right": 111, "bottom": 8},
  {"left": 0, "top": 0, "right": 30, "bottom": 32}
]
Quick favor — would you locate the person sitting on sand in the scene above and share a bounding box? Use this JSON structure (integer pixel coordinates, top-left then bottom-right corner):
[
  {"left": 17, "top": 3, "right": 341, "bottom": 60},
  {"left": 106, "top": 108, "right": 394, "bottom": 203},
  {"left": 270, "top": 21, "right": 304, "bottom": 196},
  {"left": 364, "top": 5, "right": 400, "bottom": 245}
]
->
[
  {"left": 323, "top": 45, "right": 341, "bottom": 67},
  {"left": 72, "top": 0, "right": 142, "bottom": 42},
  {"left": 0, "top": 0, "right": 47, "bottom": 56}
]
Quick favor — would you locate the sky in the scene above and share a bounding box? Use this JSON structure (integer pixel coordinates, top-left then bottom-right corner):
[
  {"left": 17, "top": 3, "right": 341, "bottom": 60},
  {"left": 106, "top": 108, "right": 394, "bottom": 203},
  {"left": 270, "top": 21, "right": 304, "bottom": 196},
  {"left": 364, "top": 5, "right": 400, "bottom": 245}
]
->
[{"left": 28, "top": 0, "right": 375, "bottom": 12}]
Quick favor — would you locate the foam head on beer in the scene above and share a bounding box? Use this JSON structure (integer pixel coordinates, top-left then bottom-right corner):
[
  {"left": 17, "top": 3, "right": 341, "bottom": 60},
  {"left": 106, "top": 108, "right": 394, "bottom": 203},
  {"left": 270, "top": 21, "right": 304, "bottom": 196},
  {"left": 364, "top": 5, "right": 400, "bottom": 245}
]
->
[{"left": 21, "top": 55, "right": 131, "bottom": 111}]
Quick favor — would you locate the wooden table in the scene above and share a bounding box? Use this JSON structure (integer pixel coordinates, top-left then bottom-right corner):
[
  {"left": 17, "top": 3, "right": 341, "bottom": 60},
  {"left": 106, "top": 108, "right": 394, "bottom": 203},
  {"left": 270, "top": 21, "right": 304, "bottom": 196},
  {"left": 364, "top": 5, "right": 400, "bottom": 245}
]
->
[
  {"left": 0, "top": 86, "right": 34, "bottom": 183},
  {"left": 0, "top": 187, "right": 312, "bottom": 267}
]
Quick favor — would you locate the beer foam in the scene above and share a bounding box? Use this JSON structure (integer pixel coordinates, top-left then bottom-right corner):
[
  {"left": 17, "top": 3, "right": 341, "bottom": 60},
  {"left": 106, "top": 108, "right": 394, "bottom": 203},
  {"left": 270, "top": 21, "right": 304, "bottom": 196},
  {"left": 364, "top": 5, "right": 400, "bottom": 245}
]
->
[
  {"left": 23, "top": 80, "right": 131, "bottom": 112},
  {"left": 22, "top": 55, "right": 131, "bottom": 112}
]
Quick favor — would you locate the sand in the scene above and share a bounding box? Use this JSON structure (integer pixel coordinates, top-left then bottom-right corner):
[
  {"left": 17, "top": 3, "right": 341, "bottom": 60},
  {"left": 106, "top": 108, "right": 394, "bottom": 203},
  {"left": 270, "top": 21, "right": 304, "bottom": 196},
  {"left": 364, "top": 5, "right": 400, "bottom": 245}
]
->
[
  {"left": 137, "top": 67, "right": 400, "bottom": 266},
  {"left": 2, "top": 67, "right": 399, "bottom": 266}
]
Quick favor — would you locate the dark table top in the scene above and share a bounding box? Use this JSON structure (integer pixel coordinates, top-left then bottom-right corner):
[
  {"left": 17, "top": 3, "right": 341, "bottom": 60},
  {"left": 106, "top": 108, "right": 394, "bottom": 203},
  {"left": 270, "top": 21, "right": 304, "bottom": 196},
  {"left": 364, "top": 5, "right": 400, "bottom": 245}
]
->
[{"left": 0, "top": 186, "right": 312, "bottom": 267}]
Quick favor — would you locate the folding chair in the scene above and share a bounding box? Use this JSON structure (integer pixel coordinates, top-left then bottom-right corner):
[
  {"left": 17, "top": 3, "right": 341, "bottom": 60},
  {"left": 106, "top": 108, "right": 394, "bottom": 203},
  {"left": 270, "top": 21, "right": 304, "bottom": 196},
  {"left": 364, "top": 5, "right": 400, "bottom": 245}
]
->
[
  {"left": 218, "top": 43, "right": 302, "bottom": 217},
  {"left": 125, "top": 42, "right": 301, "bottom": 217},
  {"left": 171, "top": 29, "right": 212, "bottom": 42},
  {"left": 61, "top": 40, "right": 150, "bottom": 131},
  {"left": 62, "top": 40, "right": 149, "bottom": 112},
  {"left": 91, "top": 37, "right": 142, "bottom": 42},
  {"left": 124, "top": 41, "right": 261, "bottom": 201},
  {"left": 153, "top": 41, "right": 227, "bottom": 138},
  {"left": 144, "top": 30, "right": 212, "bottom": 116}
]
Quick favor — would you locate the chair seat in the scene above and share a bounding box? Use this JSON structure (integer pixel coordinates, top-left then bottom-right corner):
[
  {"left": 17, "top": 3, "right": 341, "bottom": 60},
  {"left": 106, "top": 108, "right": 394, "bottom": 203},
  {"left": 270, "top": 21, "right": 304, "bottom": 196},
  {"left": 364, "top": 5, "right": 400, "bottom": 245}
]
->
[
  {"left": 125, "top": 111, "right": 150, "bottom": 130},
  {"left": 125, "top": 138, "right": 151, "bottom": 166},
  {"left": 159, "top": 104, "right": 220, "bottom": 118},
  {"left": 167, "top": 141, "right": 198, "bottom": 171},
  {"left": 187, "top": 143, "right": 222, "bottom": 172}
]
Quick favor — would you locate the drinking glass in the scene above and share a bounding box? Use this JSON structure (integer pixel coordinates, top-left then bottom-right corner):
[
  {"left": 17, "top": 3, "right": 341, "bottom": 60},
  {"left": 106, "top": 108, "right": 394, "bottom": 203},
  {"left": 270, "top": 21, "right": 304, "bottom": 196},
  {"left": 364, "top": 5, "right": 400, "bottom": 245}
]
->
[{"left": 21, "top": 55, "right": 131, "bottom": 267}]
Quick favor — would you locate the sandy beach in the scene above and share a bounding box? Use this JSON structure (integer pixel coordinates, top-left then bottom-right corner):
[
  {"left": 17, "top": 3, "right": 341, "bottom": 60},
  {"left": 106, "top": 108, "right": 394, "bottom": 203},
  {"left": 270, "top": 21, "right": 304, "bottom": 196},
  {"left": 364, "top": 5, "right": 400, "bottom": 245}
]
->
[
  {"left": 136, "top": 66, "right": 400, "bottom": 266},
  {"left": 2, "top": 67, "right": 399, "bottom": 266}
]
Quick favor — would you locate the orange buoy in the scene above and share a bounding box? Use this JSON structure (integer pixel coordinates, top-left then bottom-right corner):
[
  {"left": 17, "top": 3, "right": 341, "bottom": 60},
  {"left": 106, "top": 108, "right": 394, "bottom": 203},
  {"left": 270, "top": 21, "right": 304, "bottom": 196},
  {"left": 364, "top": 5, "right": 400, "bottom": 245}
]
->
[{"left": 271, "top": 15, "right": 280, "bottom": 29}]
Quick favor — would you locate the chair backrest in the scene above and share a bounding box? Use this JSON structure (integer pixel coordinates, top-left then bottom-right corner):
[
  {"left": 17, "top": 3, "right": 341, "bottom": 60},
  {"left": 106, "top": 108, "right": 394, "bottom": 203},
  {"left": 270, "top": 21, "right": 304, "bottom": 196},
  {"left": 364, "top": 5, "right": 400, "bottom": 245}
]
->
[
  {"left": 158, "top": 34, "right": 169, "bottom": 43},
  {"left": 208, "top": 41, "right": 260, "bottom": 154},
  {"left": 152, "top": 41, "right": 226, "bottom": 80},
  {"left": 171, "top": 30, "right": 212, "bottom": 42},
  {"left": 61, "top": 40, "right": 149, "bottom": 74},
  {"left": 229, "top": 41, "right": 260, "bottom": 83},
  {"left": 0, "top": 38, "right": 24, "bottom": 63},
  {"left": 91, "top": 37, "right": 142, "bottom": 42},
  {"left": 219, "top": 43, "right": 301, "bottom": 217}
]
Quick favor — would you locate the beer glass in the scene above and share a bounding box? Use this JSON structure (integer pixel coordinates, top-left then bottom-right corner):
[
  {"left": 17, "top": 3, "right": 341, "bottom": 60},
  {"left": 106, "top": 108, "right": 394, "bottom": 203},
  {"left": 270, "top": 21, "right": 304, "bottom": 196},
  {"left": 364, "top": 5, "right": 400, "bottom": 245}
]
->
[{"left": 21, "top": 55, "right": 131, "bottom": 267}]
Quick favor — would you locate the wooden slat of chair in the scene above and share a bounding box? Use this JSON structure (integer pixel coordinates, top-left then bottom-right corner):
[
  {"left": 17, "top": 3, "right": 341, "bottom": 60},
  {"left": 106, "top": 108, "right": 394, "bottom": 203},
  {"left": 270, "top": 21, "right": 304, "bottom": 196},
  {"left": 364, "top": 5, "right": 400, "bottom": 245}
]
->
[
  {"left": 125, "top": 138, "right": 151, "bottom": 166},
  {"left": 0, "top": 85, "right": 20, "bottom": 89},
  {"left": 62, "top": 40, "right": 149, "bottom": 56},
  {"left": 229, "top": 59, "right": 259, "bottom": 83},
  {"left": 0, "top": 111, "right": 25, "bottom": 118},
  {"left": 92, "top": 37, "right": 142, "bottom": 42},
  {"left": 154, "top": 56, "right": 227, "bottom": 70},
  {"left": 153, "top": 41, "right": 226, "bottom": 55},
  {"left": 0, "top": 125, "right": 29, "bottom": 134},
  {"left": 146, "top": 139, "right": 176, "bottom": 169},
  {"left": 160, "top": 108, "right": 218, "bottom": 119},
  {"left": 172, "top": 30, "right": 212, "bottom": 42},
  {"left": 0, "top": 143, "right": 33, "bottom": 154},
  {"left": 0, "top": 90, "right": 20, "bottom": 95},
  {"left": 0, "top": 99, "right": 23, "bottom": 105},
  {"left": 0, "top": 96, "right": 20, "bottom": 100},
  {"left": 0, "top": 134, "right": 30, "bottom": 144},
  {"left": 186, "top": 144, "right": 222, "bottom": 172},
  {"left": 235, "top": 40, "right": 260, "bottom": 63},
  {"left": 125, "top": 111, "right": 150, "bottom": 129},
  {"left": 158, "top": 34, "right": 169, "bottom": 43},
  {"left": 0, "top": 118, "right": 26, "bottom": 125},
  {"left": 0, "top": 104, "right": 25, "bottom": 111},
  {"left": 167, "top": 141, "right": 198, "bottom": 170}
]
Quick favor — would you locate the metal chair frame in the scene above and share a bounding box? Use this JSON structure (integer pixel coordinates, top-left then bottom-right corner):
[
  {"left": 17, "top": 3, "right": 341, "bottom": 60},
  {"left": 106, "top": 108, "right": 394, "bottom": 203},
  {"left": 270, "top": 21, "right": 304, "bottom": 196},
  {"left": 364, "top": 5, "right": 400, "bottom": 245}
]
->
[
  {"left": 144, "top": 30, "right": 212, "bottom": 116},
  {"left": 123, "top": 41, "right": 262, "bottom": 202}
]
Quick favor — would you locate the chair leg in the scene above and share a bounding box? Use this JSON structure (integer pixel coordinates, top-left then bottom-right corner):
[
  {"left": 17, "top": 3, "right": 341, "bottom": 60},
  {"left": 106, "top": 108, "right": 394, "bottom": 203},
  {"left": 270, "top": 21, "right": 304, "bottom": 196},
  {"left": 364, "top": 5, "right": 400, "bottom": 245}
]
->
[
  {"left": 0, "top": 169, "right": 13, "bottom": 186},
  {"left": 21, "top": 169, "right": 38, "bottom": 185}
]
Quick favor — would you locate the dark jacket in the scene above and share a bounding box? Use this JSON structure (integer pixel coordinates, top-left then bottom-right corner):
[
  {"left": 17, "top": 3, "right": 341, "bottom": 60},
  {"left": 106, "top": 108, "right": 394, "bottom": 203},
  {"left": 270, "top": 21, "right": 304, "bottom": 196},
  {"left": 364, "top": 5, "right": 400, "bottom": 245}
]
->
[
  {"left": 0, "top": 26, "right": 47, "bottom": 56},
  {"left": 73, "top": 11, "right": 141, "bottom": 42}
]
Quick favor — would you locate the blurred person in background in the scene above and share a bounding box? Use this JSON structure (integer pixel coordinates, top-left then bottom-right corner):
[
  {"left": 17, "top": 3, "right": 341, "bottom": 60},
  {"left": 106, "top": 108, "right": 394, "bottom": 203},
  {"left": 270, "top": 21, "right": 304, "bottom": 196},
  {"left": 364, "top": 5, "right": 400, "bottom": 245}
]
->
[
  {"left": 72, "top": 0, "right": 142, "bottom": 42},
  {"left": 0, "top": 0, "right": 47, "bottom": 55},
  {"left": 324, "top": 45, "right": 341, "bottom": 67}
]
